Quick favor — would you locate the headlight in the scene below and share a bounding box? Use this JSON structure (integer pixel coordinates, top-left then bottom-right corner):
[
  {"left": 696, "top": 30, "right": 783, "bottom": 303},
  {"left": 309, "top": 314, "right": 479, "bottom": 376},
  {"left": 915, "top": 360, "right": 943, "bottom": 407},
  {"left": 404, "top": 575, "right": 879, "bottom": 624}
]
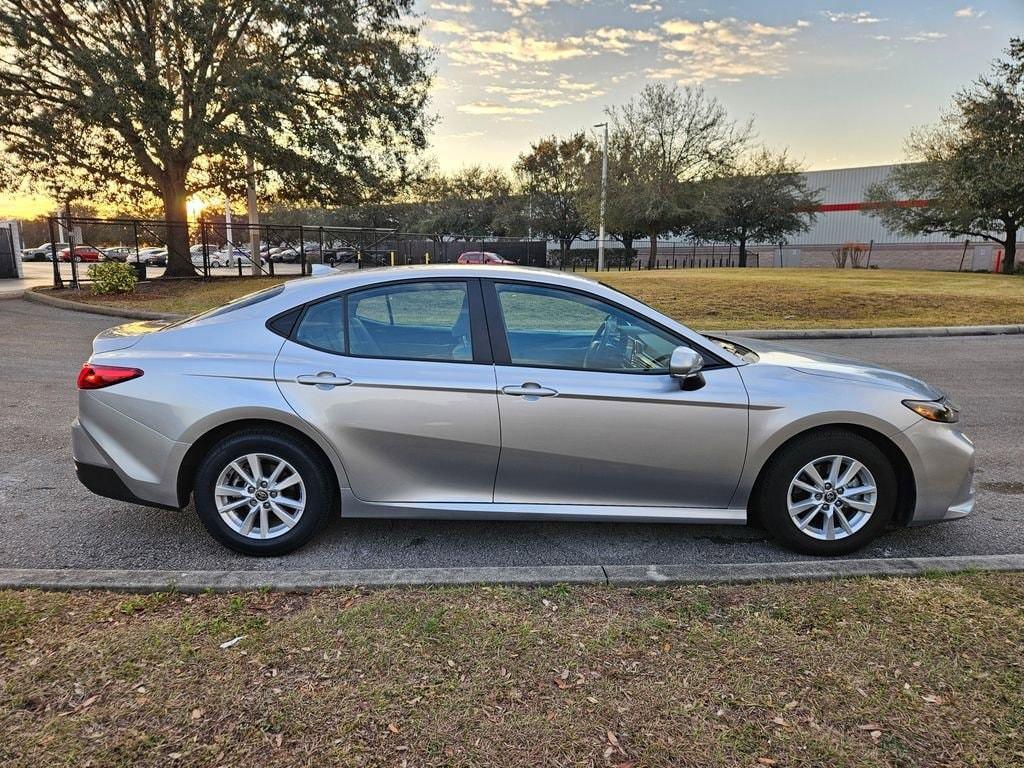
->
[{"left": 903, "top": 397, "right": 959, "bottom": 423}]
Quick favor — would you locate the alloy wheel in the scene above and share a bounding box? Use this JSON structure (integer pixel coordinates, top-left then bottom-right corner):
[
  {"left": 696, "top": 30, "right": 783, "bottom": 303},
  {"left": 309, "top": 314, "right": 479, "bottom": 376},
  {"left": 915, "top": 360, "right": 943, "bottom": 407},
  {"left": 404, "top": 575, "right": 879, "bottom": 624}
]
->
[
  {"left": 786, "top": 455, "right": 877, "bottom": 541},
  {"left": 214, "top": 453, "right": 306, "bottom": 540}
]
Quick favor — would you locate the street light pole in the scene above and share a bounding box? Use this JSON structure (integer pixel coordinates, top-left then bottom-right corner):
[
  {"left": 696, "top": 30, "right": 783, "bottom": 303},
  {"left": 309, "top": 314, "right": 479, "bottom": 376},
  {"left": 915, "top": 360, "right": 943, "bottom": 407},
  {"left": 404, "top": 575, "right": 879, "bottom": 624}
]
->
[{"left": 594, "top": 122, "right": 608, "bottom": 272}]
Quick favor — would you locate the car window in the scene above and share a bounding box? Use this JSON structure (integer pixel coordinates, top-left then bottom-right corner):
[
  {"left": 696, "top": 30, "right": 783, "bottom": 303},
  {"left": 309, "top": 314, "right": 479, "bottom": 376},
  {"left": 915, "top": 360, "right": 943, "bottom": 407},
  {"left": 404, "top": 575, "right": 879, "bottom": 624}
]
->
[
  {"left": 494, "top": 282, "right": 680, "bottom": 372},
  {"left": 294, "top": 296, "right": 345, "bottom": 354},
  {"left": 347, "top": 281, "right": 473, "bottom": 362}
]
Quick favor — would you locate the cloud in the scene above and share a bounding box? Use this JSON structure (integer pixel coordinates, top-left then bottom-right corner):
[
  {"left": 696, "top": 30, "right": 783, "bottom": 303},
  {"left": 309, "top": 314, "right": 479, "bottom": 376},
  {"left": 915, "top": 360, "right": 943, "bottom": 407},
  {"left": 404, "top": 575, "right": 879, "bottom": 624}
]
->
[
  {"left": 822, "top": 10, "right": 883, "bottom": 24},
  {"left": 591, "top": 27, "right": 660, "bottom": 53},
  {"left": 484, "top": 76, "right": 606, "bottom": 108},
  {"left": 903, "top": 31, "right": 948, "bottom": 42},
  {"left": 954, "top": 6, "right": 986, "bottom": 18},
  {"left": 428, "top": 18, "right": 475, "bottom": 36},
  {"left": 445, "top": 29, "right": 592, "bottom": 64},
  {"left": 628, "top": 2, "right": 661, "bottom": 11},
  {"left": 434, "top": 1, "right": 474, "bottom": 11},
  {"left": 457, "top": 101, "right": 542, "bottom": 115},
  {"left": 796, "top": 19, "right": 811, "bottom": 28},
  {"left": 651, "top": 17, "right": 802, "bottom": 82}
]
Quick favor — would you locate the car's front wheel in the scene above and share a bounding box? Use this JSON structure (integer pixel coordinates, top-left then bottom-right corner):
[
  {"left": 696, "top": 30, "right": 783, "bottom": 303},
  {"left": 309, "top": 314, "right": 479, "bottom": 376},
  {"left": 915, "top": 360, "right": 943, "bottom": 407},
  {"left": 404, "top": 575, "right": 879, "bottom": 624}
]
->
[
  {"left": 194, "top": 429, "right": 332, "bottom": 556},
  {"left": 755, "top": 430, "right": 897, "bottom": 556}
]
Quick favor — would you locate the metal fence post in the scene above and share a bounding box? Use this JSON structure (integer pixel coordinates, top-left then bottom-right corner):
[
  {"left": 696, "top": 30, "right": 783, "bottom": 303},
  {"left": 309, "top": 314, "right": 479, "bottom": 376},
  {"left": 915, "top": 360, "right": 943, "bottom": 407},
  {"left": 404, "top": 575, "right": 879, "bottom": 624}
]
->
[
  {"left": 298, "top": 225, "right": 305, "bottom": 276},
  {"left": 201, "top": 221, "right": 210, "bottom": 278},
  {"left": 48, "top": 217, "right": 63, "bottom": 289}
]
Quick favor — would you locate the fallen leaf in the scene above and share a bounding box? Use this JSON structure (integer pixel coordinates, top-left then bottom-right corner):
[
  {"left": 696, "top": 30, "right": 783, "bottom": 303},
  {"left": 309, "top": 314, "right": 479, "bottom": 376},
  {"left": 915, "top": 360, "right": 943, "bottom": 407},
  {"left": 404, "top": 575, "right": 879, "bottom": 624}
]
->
[
  {"left": 219, "top": 635, "right": 246, "bottom": 650},
  {"left": 922, "top": 694, "right": 945, "bottom": 705},
  {"left": 772, "top": 716, "right": 790, "bottom": 728},
  {"left": 191, "top": 708, "right": 204, "bottom": 720},
  {"left": 757, "top": 759, "right": 777, "bottom": 766},
  {"left": 388, "top": 723, "right": 400, "bottom": 734}
]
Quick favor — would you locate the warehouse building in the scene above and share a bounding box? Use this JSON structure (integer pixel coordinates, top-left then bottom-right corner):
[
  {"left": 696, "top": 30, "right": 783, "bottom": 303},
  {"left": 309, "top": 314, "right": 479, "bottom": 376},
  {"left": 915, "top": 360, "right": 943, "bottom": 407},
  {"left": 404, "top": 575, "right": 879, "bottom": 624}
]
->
[{"left": 617, "top": 163, "right": 1003, "bottom": 271}]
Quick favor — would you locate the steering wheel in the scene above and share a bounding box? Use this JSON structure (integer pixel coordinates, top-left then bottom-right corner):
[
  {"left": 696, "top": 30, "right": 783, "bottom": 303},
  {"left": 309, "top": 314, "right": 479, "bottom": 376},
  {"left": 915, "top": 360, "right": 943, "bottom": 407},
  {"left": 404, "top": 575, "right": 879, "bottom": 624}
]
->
[{"left": 583, "top": 317, "right": 620, "bottom": 369}]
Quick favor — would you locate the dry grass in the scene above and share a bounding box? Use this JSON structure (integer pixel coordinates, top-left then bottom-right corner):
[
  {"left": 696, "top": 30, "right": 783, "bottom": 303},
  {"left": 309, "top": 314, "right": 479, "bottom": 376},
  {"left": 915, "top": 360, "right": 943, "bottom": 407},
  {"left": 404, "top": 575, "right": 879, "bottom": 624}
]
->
[
  {"left": 42, "top": 268, "right": 1024, "bottom": 329},
  {"left": 597, "top": 269, "right": 1024, "bottom": 330},
  {"left": 2, "top": 573, "right": 1023, "bottom": 767}
]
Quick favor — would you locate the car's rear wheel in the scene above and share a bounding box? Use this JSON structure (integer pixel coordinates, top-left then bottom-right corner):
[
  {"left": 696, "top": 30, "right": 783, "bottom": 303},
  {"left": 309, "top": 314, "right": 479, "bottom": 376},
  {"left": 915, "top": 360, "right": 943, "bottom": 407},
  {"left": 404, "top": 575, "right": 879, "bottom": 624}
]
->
[
  {"left": 755, "top": 430, "right": 896, "bottom": 556},
  {"left": 194, "top": 429, "right": 332, "bottom": 556}
]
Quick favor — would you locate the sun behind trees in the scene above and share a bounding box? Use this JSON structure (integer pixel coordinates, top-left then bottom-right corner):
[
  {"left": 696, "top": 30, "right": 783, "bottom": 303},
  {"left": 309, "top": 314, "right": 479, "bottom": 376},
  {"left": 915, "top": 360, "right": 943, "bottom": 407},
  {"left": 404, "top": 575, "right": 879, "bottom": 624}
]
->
[{"left": 0, "top": 0, "right": 432, "bottom": 276}]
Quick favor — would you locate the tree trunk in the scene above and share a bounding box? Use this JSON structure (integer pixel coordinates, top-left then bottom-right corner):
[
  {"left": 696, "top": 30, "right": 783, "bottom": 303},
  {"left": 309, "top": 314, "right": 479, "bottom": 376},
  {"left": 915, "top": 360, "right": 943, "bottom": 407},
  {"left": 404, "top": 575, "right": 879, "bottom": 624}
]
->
[
  {"left": 162, "top": 173, "right": 195, "bottom": 278},
  {"left": 738, "top": 238, "right": 748, "bottom": 268},
  {"left": 647, "top": 230, "right": 658, "bottom": 269},
  {"left": 622, "top": 234, "right": 634, "bottom": 268},
  {"left": 1002, "top": 227, "right": 1017, "bottom": 274}
]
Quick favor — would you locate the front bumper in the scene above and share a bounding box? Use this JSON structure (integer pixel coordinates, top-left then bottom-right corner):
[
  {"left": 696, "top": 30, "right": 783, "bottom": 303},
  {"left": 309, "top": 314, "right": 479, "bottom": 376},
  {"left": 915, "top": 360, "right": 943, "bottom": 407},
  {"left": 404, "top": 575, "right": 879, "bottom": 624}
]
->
[{"left": 898, "top": 419, "right": 976, "bottom": 525}]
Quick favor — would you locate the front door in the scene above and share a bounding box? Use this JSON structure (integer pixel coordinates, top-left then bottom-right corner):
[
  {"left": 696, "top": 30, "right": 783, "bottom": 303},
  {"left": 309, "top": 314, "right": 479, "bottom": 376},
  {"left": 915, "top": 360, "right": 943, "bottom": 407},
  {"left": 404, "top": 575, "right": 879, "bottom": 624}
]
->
[
  {"left": 486, "top": 280, "right": 749, "bottom": 507},
  {"left": 275, "top": 278, "right": 500, "bottom": 503}
]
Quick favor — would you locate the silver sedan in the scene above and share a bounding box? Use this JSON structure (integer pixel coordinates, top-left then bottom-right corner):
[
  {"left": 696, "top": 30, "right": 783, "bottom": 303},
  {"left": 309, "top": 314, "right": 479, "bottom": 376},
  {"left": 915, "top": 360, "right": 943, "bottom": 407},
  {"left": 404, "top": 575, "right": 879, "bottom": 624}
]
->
[{"left": 72, "top": 265, "right": 975, "bottom": 556}]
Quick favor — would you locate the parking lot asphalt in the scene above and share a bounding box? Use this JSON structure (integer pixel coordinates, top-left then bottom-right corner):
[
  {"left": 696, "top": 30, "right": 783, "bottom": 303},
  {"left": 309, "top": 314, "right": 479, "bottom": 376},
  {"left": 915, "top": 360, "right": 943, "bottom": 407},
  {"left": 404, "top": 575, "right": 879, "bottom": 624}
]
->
[{"left": 1, "top": 297, "right": 1022, "bottom": 573}]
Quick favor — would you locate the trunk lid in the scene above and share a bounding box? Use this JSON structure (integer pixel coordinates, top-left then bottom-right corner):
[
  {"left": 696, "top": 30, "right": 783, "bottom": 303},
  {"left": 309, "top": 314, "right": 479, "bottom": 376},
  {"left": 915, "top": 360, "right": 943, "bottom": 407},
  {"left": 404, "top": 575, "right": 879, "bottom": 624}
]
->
[{"left": 92, "top": 320, "right": 172, "bottom": 354}]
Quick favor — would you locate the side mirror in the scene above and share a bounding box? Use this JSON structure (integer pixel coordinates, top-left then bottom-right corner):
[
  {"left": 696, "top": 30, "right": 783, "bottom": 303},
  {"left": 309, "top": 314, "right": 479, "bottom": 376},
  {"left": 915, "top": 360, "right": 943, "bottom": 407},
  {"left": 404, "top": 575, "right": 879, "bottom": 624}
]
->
[{"left": 669, "top": 347, "right": 705, "bottom": 390}]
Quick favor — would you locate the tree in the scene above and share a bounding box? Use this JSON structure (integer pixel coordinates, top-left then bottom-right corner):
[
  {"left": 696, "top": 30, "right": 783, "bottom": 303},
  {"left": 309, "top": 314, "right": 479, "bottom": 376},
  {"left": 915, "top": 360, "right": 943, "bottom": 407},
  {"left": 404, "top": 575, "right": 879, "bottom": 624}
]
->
[
  {"left": 699, "top": 149, "right": 820, "bottom": 267},
  {"left": 606, "top": 84, "right": 750, "bottom": 268},
  {"left": 0, "top": 0, "right": 431, "bottom": 276},
  {"left": 515, "top": 133, "right": 594, "bottom": 258},
  {"left": 408, "top": 166, "right": 514, "bottom": 248},
  {"left": 865, "top": 38, "right": 1024, "bottom": 274}
]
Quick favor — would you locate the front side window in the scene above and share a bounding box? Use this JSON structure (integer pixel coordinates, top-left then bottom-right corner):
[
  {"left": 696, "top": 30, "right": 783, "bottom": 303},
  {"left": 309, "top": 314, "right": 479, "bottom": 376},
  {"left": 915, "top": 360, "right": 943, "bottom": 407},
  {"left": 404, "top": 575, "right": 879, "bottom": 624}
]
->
[
  {"left": 348, "top": 281, "right": 473, "bottom": 361},
  {"left": 494, "top": 282, "right": 680, "bottom": 372}
]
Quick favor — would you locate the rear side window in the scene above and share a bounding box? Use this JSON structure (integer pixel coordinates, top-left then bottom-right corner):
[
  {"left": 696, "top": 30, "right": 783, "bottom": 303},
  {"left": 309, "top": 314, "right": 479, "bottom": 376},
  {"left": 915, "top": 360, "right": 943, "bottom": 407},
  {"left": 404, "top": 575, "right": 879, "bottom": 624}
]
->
[
  {"left": 294, "top": 296, "right": 346, "bottom": 354},
  {"left": 348, "top": 281, "right": 473, "bottom": 361},
  {"left": 290, "top": 281, "right": 475, "bottom": 362}
]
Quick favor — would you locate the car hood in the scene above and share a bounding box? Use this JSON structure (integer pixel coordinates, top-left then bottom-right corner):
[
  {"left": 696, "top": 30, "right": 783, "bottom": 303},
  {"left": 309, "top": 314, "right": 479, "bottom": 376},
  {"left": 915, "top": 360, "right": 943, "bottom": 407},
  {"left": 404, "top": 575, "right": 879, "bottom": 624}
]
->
[{"left": 715, "top": 335, "right": 944, "bottom": 399}]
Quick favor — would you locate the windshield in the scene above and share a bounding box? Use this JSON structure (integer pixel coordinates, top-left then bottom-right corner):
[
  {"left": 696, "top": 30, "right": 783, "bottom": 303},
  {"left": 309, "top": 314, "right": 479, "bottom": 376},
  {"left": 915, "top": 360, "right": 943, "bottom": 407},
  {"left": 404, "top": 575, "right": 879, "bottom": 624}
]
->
[{"left": 710, "top": 337, "right": 760, "bottom": 363}]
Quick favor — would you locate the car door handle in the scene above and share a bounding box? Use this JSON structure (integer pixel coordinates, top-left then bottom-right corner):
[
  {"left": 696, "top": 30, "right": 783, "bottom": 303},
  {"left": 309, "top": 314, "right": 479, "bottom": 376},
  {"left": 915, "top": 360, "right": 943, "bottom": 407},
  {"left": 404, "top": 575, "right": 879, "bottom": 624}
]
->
[
  {"left": 296, "top": 372, "right": 353, "bottom": 389},
  {"left": 502, "top": 383, "right": 558, "bottom": 397}
]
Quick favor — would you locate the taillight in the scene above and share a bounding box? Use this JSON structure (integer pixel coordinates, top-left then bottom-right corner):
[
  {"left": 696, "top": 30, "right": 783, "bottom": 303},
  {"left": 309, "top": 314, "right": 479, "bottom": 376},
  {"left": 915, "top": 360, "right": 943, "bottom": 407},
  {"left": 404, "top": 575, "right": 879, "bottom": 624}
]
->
[{"left": 77, "top": 363, "right": 144, "bottom": 390}]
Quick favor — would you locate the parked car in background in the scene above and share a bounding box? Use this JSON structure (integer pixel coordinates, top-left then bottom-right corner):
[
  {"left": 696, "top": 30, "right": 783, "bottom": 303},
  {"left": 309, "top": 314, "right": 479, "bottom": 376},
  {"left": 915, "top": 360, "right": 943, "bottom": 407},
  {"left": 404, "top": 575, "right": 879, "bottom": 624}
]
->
[
  {"left": 137, "top": 248, "right": 168, "bottom": 266},
  {"left": 191, "top": 251, "right": 227, "bottom": 268},
  {"left": 103, "top": 246, "right": 136, "bottom": 262},
  {"left": 457, "top": 251, "right": 515, "bottom": 265},
  {"left": 58, "top": 245, "right": 104, "bottom": 262},
  {"left": 22, "top": 242, "right": 68, "bottom": 261},
  {"left": 72, "top": 265, "right": 974, "bottom": 557}
]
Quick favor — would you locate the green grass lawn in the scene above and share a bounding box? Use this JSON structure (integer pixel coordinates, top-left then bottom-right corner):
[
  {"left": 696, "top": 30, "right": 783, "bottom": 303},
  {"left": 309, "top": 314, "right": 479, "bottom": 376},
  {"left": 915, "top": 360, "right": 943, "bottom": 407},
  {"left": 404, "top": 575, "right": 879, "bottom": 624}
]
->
[
  {"left": 43, "top": 267, "right": 1024, "bottom": 329},
  {"left": 2, "top": 573, "right": 1022, "bottom": 767}
]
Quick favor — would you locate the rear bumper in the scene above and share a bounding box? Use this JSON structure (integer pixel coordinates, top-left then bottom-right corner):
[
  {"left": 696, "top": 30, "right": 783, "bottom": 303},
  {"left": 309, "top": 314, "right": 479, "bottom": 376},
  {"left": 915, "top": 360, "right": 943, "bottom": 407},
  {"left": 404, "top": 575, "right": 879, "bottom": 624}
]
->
[
  {"left": 75, "top": 461, "right": 177, "bottom": 510},
  {"left": 72, "top": 397, "right": 189, "bottom": 509}
]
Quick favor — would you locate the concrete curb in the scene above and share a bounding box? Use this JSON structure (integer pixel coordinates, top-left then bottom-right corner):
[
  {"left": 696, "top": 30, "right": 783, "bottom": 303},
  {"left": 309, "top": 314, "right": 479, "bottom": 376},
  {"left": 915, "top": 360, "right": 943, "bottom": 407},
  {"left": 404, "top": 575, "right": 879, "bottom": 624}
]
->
[
  {"left": 21, "top": 289, "right": 1024, "bottom": 339},
  {"left": 0, "top": 289, "right": 26, "bottom": 300},
  {"left": 1, "top": 554, "right": 1021, "bottom": 593},
  {"left": 724, "top": 325, "right": 1024, "bottom": 340},
  {"left": 24, "top": 286, "right": 181, "bottom": 320}
]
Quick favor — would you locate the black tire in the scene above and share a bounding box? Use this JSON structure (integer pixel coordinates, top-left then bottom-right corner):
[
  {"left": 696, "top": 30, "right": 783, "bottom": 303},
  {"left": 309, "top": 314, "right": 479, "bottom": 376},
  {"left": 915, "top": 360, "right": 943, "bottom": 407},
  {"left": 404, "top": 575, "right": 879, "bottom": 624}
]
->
[
  {"left": 755, "top": 429, "right": 897, "bottom": 556},
  {"left": 194, "top": 429, "right": 333, "bottom": 556}
]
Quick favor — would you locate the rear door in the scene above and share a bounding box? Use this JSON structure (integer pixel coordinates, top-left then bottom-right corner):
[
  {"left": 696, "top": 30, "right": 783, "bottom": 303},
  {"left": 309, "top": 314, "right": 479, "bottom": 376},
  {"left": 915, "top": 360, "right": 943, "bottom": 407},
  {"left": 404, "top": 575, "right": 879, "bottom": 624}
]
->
[
  {"left": 485, "top": 280, "right": 749, "bottom": 508},
  {"left": 274, "top": 278, "right": 500, "bottom": 503}
]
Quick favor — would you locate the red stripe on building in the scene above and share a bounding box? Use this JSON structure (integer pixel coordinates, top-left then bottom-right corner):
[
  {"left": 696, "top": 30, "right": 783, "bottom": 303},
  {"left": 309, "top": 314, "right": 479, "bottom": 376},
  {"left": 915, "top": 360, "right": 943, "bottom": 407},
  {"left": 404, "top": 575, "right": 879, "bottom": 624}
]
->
[{"left": 814, "top": 200, "right": 930, "bottom": 213}]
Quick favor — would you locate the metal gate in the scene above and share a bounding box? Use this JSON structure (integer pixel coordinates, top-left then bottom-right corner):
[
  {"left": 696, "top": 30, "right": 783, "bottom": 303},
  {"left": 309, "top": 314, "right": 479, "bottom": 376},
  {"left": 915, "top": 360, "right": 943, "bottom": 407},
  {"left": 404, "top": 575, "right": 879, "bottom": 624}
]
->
[{"left": 0, "top": 226, "right": 18, "bottom": 279}]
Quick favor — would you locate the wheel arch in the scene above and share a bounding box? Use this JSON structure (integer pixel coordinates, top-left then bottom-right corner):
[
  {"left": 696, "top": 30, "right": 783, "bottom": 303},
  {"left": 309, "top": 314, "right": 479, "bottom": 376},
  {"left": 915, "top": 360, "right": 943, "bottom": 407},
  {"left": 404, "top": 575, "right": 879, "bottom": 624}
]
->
[
  {"left": 746, "top": 423, "right": 917, "bottom": 528},
  {"left": 175, "top": 417, "right": 345, "bottom": 509}
]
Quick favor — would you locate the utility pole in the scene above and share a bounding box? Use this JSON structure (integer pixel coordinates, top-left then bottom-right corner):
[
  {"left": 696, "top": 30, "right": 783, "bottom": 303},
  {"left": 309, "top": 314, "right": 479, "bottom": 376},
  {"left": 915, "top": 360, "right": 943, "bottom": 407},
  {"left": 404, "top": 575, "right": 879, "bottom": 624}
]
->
[
  {"left": 594, "top": 121, "right": 608, "bottom": 272},
  {"left": 246, "top": 154, "right": 260, "bottom": 276},
  {"left": 224, "top": 194, "right": 233, "bottom": 245}
]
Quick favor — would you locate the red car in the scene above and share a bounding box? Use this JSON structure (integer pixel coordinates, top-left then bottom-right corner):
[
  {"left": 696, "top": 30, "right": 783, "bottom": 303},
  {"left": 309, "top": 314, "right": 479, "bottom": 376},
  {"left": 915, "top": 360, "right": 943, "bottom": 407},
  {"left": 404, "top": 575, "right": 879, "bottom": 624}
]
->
[
  {"left": 58, "top": 245, "right": 104, "bottom": 262},
  {"left": 456, "top": 251, "right": 515, "bottom": 265}
]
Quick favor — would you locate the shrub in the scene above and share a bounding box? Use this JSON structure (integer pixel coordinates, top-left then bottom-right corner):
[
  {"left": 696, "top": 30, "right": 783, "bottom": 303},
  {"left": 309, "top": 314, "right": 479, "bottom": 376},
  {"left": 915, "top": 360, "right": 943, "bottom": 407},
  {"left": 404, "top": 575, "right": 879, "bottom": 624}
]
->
[{"left": 88, "top": 261, "right": 138, "bottom": 294}]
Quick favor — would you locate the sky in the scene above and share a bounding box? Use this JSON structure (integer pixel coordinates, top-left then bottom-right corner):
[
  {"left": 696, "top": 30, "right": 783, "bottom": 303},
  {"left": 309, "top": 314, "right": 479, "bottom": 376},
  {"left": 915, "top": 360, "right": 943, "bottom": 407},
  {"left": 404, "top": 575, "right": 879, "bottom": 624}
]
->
[
  {"left": 421, "top": 0, "right": 1024, "bottom": 170},
  {"left": 2, "top": 1, "right": 1022, "bottom": 219}
]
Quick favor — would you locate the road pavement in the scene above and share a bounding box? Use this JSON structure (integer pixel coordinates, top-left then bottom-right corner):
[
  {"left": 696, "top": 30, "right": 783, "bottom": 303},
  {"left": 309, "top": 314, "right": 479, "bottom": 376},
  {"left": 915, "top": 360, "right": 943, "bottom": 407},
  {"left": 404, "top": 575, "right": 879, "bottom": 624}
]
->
[{"left": 1, "top": 297, "right": 1021, "bottom": 572}]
